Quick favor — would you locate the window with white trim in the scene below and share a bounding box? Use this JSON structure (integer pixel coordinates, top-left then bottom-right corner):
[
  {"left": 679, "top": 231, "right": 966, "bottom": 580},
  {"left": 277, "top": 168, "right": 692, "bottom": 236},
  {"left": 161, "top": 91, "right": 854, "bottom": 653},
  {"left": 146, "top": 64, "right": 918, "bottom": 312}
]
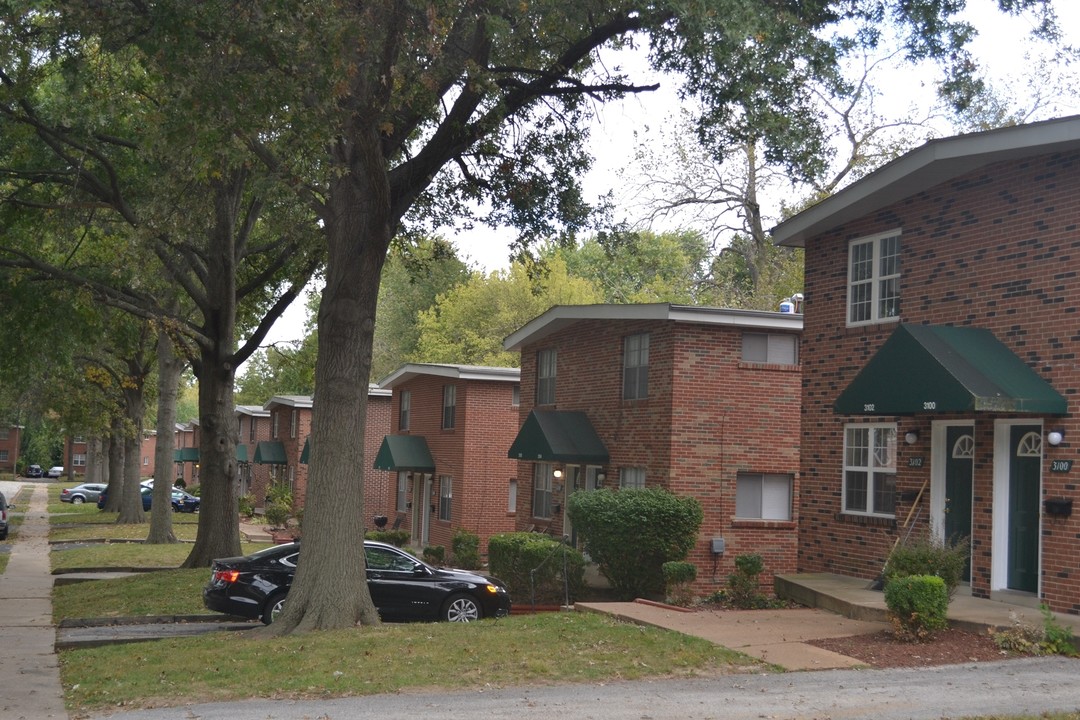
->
[
  {"left": 0, "top": 450, "right": 7, "bottom": 462},
  {"left": 272, "top": 412, "right": 279, "bottom": 439},
  {"left": 620, "top": 467, "right": 646, "bottom": 489},
  {"left": 399, "top": 391, "right": 411, "bottom": 431},
  {"left": 536, "top": 349, "right": 556, "bottom": 405},
  {"left": 442, "top": 385, "right": 456, "bottom": 429},
  {"left": 843, "top": 424, "right": 897, "bottom": 516},
  {"left": 290, "top": 409, "right": 298, "bottom": 439},
  {"left": 742, "top": 332, "right": 799, "bottom": 364},
  {"left": 736, "top": 473, "right": 792, "bottom": 520},
  {"left": 533, "top": 463, "right": 553, "bottom": 518},
  {"left": 623, "top": 333, "right": 649, "bottom": 400},
  {"left": 508, "top": 479, "right": 517, "bottom": 512},
  {"left": 396, "top": 471, "right": 408, "bottom": 513},
  {"left": 249, "top": 417, "right": 257, "bottom": 442},
  {"left": 73, "top": 453, "right": 87, "bottom": 467},
  {"left": 438, "top": 475, "right": 452, "bottom": 521},
  {"left": 848, "top": 230, "right": 901, "bottom": 326}
]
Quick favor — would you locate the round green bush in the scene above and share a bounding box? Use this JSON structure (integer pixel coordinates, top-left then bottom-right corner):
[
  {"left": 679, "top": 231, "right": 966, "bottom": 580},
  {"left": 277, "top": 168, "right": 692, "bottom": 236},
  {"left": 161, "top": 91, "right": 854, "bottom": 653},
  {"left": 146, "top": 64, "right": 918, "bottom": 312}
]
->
[
  {"left": 487, "top": 532, "right": 585, "bottom": 605},
  {"left": 884, "top": 574, "right": 949, "bottom": 641}
]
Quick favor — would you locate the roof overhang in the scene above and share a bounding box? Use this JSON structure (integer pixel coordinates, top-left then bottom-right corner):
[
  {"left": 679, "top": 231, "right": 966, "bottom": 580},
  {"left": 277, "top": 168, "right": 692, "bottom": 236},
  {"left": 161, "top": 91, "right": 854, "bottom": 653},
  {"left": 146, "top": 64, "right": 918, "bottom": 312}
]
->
[
  {"left": 508, "top": 409, "right": 610, "bottom": 464},
  {"left": 504, "top": 303, "right": 802, "bottom": 351},
  {"left": 373, "top": 435, "right": 436, "bottom": 472},
  {"left": 834, "top": 324, "right": 1067, "bottom": 416},
  {"left": 773, "top": 115, "right": 1080, "bottom": 247},
  {"left": 378, "top": 363, "right": 520, "bottom": 389}
]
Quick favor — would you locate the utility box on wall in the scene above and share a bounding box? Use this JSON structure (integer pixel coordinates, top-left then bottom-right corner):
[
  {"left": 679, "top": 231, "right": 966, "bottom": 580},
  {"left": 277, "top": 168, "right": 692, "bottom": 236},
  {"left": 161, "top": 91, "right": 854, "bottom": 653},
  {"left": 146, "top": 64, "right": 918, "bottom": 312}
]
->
[{"left": 711, "top": 537, "right": 726, "bottom": 554}]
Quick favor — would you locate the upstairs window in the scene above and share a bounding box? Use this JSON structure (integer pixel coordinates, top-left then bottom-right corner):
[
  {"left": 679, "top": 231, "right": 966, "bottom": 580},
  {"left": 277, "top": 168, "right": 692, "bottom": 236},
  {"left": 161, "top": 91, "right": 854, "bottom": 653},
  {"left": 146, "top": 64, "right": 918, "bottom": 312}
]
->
[
  {"left": 742, "top": 332, "right": 799, "bottom": 365},
  {"left": 399, "top": 391, "right": 411, "bottom": 431},
  {"left": 290, "top": 409, "right": 298, "bottom": 438},
  {"left": 623, "top": 333, "right": 649, "bottom": 400},
  {"left": 843, "top": 424, "right": 897, "bottom": 517},
  {"left": 442, "top": 385, "right": 456, "bottom": 430},
  {"left": 537, "top": 349, "right": 557, "bottom": 405},
  {"left": 848, "top": 230, "right": 901, "bottom": 326},
  {"left": 249, "top": 417, "right": 256, "bottom": 442}
]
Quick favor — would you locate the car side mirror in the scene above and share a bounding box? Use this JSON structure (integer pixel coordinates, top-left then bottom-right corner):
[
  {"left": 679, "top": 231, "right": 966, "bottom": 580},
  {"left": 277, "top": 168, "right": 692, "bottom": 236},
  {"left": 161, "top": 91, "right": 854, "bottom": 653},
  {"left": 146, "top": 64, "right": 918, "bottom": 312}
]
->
[{"left": 413, "top": 563, "right": 428, "bottom": 576}]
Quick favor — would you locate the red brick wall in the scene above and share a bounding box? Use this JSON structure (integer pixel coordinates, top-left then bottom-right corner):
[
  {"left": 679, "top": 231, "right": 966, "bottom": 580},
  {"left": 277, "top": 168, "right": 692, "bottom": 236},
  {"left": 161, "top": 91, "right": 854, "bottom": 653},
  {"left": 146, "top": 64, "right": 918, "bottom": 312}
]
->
[
  {"left": 516, "top": 317, "right": 802, "bottom": 595},
  {"left": 800, "top": 150, "right": 1080, "bottom": 614},
  {"left": 388, "top": 375, "right": 518, "bottom": 555},
  {"left": 363, "top": 394, "right": 393, "bottom": 526}
]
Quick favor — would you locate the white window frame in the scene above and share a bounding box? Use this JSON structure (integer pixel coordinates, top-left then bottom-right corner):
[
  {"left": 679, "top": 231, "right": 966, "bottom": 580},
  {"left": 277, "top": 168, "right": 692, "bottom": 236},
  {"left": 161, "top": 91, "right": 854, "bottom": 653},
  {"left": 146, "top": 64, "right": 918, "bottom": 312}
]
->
[
  {"left": 442, "top": 385, "right": 456, "bottom": 430},
  {"left": 533, "top": 463, "right": 553, "bottom": 519},
  {"left": 438, "top": 475, "right": 452, "bottom": 521},
  {"left": 73, "top": 453, "right": 87, "bottom": 467},
  {"left": 735, "top": 473, "right": 793, "bottom": 521},
  {"left": 536, "top": 349, "right": 557, "bottom": 405},
  {"left": 290, "top": 409, "right": 298, "bottom": 439},
  {"left": 399, "top": 391, "right": 411, "bottom": 431},
  {"left": 843, "top": 424, "right": 897, "bottom": 517},
  {"left": 508, "top": 478, "right": 517, "bottom": 513},
  {"left": 396, "top": 471, "right": 408, "bottom": 513},
  {"left": 620, "top": 467, "right": 646, "bottom": 489},
  {"left": 623, "top": 333, "right": 649, "bottom": 400},
  {"left": 847, "top": 230, "right": 901, "bottom": 327},
  {"left": 742, "top": 332, "right": 799, "bottom": 365}
]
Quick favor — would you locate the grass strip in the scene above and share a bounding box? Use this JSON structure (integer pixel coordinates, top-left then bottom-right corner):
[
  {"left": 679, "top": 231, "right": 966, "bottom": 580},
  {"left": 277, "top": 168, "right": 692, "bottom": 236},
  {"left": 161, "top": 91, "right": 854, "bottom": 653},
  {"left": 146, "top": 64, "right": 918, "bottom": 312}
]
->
[
  {"left": 60, "top": 611, "right": 760, "bottom": 714},
  {"left": 53, "top": 568, "right": 212, "bottom": 620},
  {"left": 51, "top": 542, "right": 271, "bottom": 571}
]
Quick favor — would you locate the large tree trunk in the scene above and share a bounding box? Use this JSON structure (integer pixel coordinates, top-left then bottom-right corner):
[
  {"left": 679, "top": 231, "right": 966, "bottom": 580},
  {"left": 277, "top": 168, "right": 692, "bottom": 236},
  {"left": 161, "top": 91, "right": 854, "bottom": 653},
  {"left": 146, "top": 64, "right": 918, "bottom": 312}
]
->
[
  {"left": 266, "top": 132, "right": 388, "bottom": 634},
  {"left": 85, "top": 437, "right": 105, "bottom": 484},
  {"left": 181, "top": 175, "right": 246, "bottom": 568},
  {"left": 147, "top": 330, "right": 184, "bottom": 544},
  {"left": 102, "top": 418, "right": 125, "bottom": 513},
  {"left": 116, "top": 373, "right": 147, "bottom": 525}
]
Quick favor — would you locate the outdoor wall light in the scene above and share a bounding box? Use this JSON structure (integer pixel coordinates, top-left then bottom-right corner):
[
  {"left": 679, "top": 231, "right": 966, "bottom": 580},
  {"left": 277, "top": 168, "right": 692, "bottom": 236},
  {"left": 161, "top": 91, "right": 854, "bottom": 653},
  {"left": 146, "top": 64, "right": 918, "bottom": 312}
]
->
[
  {"left": 904, "top": 430, "right": 920, "bottom": 445},
  {"left": 1048, "top": 429, "right": 1065, "bottom": 446},
  {"left": 553, "top": 468, "right": 563, "bottom": 479},
  {"left": 596, "top": 472, "right": 606, "bottom": 483}
]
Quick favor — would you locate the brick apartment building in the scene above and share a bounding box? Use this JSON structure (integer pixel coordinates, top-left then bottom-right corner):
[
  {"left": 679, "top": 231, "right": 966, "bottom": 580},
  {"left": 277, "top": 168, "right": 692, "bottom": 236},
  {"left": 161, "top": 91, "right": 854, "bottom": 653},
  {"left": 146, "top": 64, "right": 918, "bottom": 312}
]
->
[
  {"left": 236, "top": 404, "right": 272, "bottom": 504},
  {"left": 0, "top": 425, "right": 20, "bottom": 476},
  {"left": 253, "top": 390, "right": 393, "bottom": 524},
  {"left": 375, "top": 364, "right": 520, "bottom": 553},
  {"left": 503, "top": 304, "right": 803, "bottom": 592},
  {"left": 773, "top": 116, "right": 1080, "bottom": 614}
]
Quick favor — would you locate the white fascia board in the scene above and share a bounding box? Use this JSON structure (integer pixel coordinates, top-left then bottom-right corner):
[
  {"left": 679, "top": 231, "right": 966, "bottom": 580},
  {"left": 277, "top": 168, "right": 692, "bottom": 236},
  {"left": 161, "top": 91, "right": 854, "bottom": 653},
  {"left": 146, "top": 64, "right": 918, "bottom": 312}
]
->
[
  {"left": 378, "top": 363, "right": 520, "bottom": 389},
  {"left": 773, "top": 115, "right": 1080, "bottom": 247}
]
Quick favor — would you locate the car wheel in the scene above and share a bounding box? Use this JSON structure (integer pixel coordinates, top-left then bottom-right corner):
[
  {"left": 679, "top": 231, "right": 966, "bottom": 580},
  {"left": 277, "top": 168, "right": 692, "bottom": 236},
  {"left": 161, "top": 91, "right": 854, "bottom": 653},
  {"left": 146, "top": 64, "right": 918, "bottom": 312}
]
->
[
  {"left": 71, "top": 496, "right": 84, "bottom": 504},
  {"left": 442, "top": 593, "right": 482, "bottom": 622},
  {"left": 262, "top": 593, "right": 287, "bottom": 625}
]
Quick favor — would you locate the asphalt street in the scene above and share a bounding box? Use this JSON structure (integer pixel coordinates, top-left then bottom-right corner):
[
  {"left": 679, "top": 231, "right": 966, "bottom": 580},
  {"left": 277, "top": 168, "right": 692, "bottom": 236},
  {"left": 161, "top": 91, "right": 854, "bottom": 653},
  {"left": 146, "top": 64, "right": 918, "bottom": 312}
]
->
[{"left": 79, "top": 656, "right": 1080, "bottom": 720}]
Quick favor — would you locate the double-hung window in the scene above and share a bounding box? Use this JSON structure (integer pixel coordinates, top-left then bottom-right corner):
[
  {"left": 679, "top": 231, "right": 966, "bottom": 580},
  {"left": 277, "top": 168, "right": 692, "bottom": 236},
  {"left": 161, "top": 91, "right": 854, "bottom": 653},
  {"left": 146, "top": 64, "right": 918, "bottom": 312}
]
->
[
  {"left": 742, "top": 332, "right": 799, "bottom": 364},
  {"left": 290, "top": 409, "right": 298, "bottom": 438},
  {"left": 848, "top": 230, "right": 901, "bottom": 326},
  {"left": 623, "top": 333, "right": 649, "bottom": 400},
  {"left": 533, "top": 463, "right": 553, "bottom": 518},
  {"left": 620, "top": 467, "right": 646, "bottom": 489},
  {"left": 399, "top": 391, "right": 411, "bottom": 431},
  {"left": 736, "top": 473, "right": 792, "bottom": 520},
  {"left": 536, "top": 349, "right": 556, "bottom": 405},
  {"left": 843, "top": 424, "right": 897, "bottom": 516},
  {"left": 442, "top": 385, "right": 456, "bottom": 430},
  {"left": 396, "top": 472, "right": 408, "bottom": 513},
  {"left": 438, "top": 475, "right": 452, "bottom": 521}
]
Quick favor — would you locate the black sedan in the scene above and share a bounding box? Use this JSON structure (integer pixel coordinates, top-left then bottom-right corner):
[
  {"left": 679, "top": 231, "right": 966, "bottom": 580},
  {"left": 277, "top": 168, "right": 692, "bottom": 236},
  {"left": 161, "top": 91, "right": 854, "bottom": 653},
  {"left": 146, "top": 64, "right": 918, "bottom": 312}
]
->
[{"left": 203, "top": 540, "right": 511, "bottom": 624}]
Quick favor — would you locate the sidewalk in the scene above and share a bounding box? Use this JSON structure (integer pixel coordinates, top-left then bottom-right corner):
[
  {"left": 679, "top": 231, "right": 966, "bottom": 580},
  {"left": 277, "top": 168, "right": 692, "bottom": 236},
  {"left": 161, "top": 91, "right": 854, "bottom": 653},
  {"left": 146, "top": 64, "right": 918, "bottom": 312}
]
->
[{"left": 0, "top": 484, "right": 68, "bottom": 719}]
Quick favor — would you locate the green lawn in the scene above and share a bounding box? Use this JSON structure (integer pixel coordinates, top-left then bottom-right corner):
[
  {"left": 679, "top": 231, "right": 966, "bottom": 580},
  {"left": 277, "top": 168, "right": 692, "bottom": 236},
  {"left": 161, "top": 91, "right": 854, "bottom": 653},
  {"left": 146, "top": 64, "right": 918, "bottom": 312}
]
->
[{"left": 60, "top": 611, "right": 757, "bottom": 713}]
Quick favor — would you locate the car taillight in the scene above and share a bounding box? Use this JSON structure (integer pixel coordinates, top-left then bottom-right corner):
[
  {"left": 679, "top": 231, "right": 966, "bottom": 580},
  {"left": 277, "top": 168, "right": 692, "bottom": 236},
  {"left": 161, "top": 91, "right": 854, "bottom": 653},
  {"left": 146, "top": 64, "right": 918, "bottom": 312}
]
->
[{"left": 213, "top": 569, "right": 241, "bottom": 584}]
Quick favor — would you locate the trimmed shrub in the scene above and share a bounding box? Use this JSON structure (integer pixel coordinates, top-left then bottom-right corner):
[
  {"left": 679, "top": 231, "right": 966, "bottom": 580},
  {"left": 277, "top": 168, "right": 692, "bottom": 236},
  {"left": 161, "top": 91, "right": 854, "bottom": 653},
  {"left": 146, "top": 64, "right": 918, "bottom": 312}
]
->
[
  {"left": 567, "top": 487, "right": 703, "bottom": 600},
  {"left": 662, "top": 561, "right": 697, "bottom": 607},
  {"left": 884, "top": 574, "right": 949, "bottom": 641},
  {"left": 266, "top": 483, "right": 293, "bottom": 508},
  {"left": 728, "top": 553, "right": 768, "bottom": 609},
  {"left": 883, "top": 532, "right": 970, "bottom": 599},
  {"left": 237, "top": 494, "right": 255, "bottom": 518},
  {"left": 487, "top": 532, "right": 585, "bottom": 605},
  {"left": 422, "top": 545, "right": 445, "bottom": 565},
  {"left": 264, "top": 501, "right": 291, "bottom": 529},
  {"left": 365, "top": 529, "right": 410, "bottom": 547},
  {"left": 451, "top": 528, "right": 481, "bottom": 570}
]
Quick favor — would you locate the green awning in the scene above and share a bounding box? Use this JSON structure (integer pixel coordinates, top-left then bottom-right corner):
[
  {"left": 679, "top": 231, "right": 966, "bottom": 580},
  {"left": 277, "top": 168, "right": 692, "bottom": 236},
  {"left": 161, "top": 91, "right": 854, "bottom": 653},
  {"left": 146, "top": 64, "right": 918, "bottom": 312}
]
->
[
  {"left": 173, "top": 447, "right": 200, "bottom": 462},
  {"left": 254, "top": 440, "right": 288, "bottom": 465},
  {"left": 373, "top": 435, "right": 435, "bottom": 471},
  {"left": 300, "top": 437, "right": 309, "bottom": 465},
  {"left": 508, "top": 409, "right": 610, "bottom": 463},
  {"left": 834, "top": 324, "right": 1068, "bottom": 415},
  {"left": 235, "top": 444, "right": 248, "bottom": 463}
]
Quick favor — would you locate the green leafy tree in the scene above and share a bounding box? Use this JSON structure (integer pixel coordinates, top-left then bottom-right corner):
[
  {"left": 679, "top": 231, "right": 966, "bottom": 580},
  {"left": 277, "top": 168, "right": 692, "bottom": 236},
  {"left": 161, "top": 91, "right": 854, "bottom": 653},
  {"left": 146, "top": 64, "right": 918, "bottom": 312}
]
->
[{"left": 413, "top": 256, "right": 601, "bottom": 367}]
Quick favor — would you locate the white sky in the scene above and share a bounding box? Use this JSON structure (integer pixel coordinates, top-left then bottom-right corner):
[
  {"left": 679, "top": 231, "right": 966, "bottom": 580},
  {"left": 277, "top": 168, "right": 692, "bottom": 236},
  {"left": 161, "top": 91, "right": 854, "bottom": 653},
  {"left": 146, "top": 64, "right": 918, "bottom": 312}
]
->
[{"left": 263, "top": 0, "right": 1080, "bottom": 345}]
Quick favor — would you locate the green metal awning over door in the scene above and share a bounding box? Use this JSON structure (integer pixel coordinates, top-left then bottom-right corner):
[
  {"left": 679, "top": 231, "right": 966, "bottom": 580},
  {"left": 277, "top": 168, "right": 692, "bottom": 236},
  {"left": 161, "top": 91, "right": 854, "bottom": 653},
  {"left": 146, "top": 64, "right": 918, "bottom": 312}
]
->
[
  {"left": 834, "top": 324, "right": 1067, "bottom": 415},
  {"left": 508, "top": 409, "right": 610, "bottom": 463},
  {"left": 254, "top": 440, "right": 288, "bottom": 464},
  {"left": 235, "top": 445, "right": 248, "bottom": 463},
  {"left": 173, "top": 447, "right": 200, "bottom": 462},
  {"left": 373, "top": 435, "right": 435, "bottom": 471}
]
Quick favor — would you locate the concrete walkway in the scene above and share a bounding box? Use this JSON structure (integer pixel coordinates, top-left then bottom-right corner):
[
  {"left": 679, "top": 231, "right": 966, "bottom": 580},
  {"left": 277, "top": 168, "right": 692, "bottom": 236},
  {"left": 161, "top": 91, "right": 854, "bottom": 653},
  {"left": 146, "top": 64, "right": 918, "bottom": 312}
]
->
[{"left": 0, "top": 484, "right": 68, "bottom": 719}]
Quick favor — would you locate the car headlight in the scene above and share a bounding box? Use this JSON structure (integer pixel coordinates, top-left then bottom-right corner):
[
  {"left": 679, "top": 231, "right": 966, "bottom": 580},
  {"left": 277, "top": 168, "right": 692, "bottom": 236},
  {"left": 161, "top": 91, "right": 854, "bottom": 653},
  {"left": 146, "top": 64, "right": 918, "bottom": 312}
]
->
[{"left": 485, "top": 584, "right": 506, "bottom": 594}]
